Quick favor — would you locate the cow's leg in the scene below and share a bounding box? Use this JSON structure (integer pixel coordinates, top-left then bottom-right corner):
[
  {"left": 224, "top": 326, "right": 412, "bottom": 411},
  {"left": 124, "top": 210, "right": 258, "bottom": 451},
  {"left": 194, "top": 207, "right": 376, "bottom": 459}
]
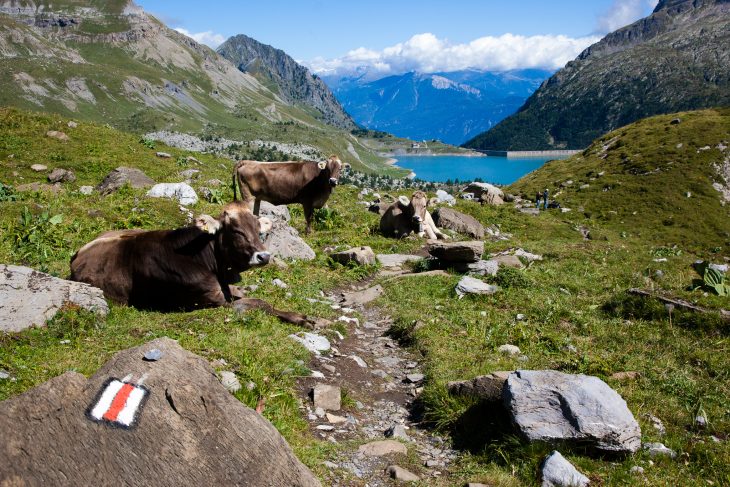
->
[
  {"left": 253, "top": 198, "right": 261, "bottom": 216},
  {"left": 424, "top": 211, "right": 449, "bottom": 240},
  {"left": 233, "top": 298, "right": 328, "bottom": 329},
  {"left": 303, "top": 203, "right": 314, "bottom": 235}
]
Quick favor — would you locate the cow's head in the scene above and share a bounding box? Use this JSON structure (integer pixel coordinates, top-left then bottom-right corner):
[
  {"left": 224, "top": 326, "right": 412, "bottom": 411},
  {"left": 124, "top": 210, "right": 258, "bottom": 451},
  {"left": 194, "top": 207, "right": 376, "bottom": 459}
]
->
[
  {"left": 318, "top": 155, "right": 343, "bottom": 187},
  {"left": 398, "top": 191, "right": 428, "bottom": 233},
  {"left": 217, "top": 202, "right": 272, "bottom": 270}
]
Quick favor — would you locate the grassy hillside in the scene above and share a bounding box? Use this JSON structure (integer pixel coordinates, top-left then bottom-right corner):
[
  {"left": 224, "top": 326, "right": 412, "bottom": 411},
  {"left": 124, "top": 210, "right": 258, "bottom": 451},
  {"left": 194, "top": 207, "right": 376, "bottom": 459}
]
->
[
  {"left": 1, "top": 107, "right": 729, "bottom": 485},
  {"left": 509, "top": 109, "right": 730, "bottom": 251}
]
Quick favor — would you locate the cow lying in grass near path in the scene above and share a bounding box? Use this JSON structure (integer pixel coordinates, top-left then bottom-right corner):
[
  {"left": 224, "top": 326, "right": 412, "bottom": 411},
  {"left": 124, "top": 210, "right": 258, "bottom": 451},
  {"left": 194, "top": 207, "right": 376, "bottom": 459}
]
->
[
  {"left": 70, "top": 202, "right": 320, "bottom": 327},
  {"left": 379, "top": 191, "right": 449, "bottom": 240},
  {"left": 232, "top": 155, "right": 345, "bottom": 234}
]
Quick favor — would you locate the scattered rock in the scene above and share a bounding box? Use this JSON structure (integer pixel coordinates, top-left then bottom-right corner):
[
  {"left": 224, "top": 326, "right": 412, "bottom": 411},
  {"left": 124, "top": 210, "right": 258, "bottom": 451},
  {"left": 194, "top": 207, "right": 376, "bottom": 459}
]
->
[
  {"left": 96, "top": 167, "right": 155, "bottom": 195},
  {"left": 326, "top": 413, "right": 347, "bottom": 424},
  {"left": 514, "top": 249, "right": 542, "bottom": 262},
  {"left": 493, "top": 254, "right": 525, "bottom": 269},
  {"left": 0, "top": 338, "right": 320, "bottom": 486},
  {"left": 67, "top": 121, "right": 78, "bottom": 128},
  {"left": 272, "top": 278, "right": 288, "bottom": 289},
  {"left": 0, "top": 371, "right": 10, "bottom": 380},
  {"left": 0, "top": 264, "right": 108, "bottom": 333},
  {"left": 79, "top": 185, "right": 93, "bottom": 195},
  {"left": 261, "top": 221, "right": 315, "bottom": 261},
  {"left": 289, "top": 333, "right": 331, "bottom": 354},
  {"left": 465, "top": 182, "right": 504, "bottom": 205},
  {"left": 643, "top": 442, "right": 677, "bottom": 458},
  {"left": 630, "top": 466, "right": 645, "bottom": 475},
  {"left": 312, "top": 384, "right": 341, "bottom": 411},
  {"left": 30, "top": 164, "right": 47, "bottom": 172},
  {"left": 377, "top": 254, "right": 422, "bottom": 268},
  {"left": 385, "top": 465, "right": 420, "bottom": 482},
  {"left": 504, "top": 370, "right": 642, "bottom": 453},
  {"left": 432, "top": 208, "right": 485, "bottom": 239},
  {"left": 143, "top": 349, "right": 163, "bottom": 361},
  {"left": 644, "top": 413, "right": 666, "bottom": 435},
  {"left": 519, "top": 207, "right": 540, "bottom": 216},
  {"left": 455, "top": 276, "right": 498, "bottom": 298},
  {"left": 385, "top": 424, "right": 409, "bottom": 440},
  {"left": 453, "top": 259, "right": 499, "bottom": 276},
  {"left": 340, "top": 285, "right": 384, "bottom": 307},
  {"left": 541, "top": 451, "right": 589, "bottom": 487},
  {"left": 46, "top": 130, "right": 69, "bottom": 141},
  {"left": 219, "top": 371, "right": 242, "bottom": 393},
  {"left": 350, "top": 355, "right": 368, "bottom": 368},
  {"left": 405, "top": 373, "right": 424, "bottom": 384},
  {"left": 155, "top": 151, "right": 172, "bottom": 158},
  {"left": 447, "top": 371, "right": 511, "bottom": 401},
  {"left": 435, "top": 189, "right": 456, "bottom": 205},
  {"left": 146, "top": 183, "right": 198, "bottom": 206},
  {"left": 695, "top": 415, "right": 707, "bottom": 428},
  {"left": 179, "top": 169, "right": 200, "bottom": 180},
  {"left": 48, "top": 168, "right": 76, "bottom": 183},
  {"left": 331, "top": 246, "right": 376, "bottom": 266},
  {"left": 428, "top": 240, "right": 484, "bottom": 263},
  {"left": 609, "top": 371, "right": 640, "bottom": 381},
  {"left": 358, "top": 440, "right": 407, "bottom": 457},
  {"left": 498, "top": 344, "right": 521, "bottom": 356}
]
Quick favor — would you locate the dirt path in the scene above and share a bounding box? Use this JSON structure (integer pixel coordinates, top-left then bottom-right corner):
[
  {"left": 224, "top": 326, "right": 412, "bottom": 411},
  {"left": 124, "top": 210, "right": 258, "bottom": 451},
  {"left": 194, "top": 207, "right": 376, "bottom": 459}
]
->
[{"left": 296, "top": 278, "right": 459, "bottom": 485}]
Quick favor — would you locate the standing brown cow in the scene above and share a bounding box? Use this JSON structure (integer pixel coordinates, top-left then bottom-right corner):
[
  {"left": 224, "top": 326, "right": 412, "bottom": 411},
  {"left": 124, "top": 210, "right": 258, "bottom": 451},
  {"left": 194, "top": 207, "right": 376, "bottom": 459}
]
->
[
  {"left": 69, "top": 202, "right": 316, "bottom": 326},
  {"left": 232, "top": 155, "right": 344, "bottom": 234}
]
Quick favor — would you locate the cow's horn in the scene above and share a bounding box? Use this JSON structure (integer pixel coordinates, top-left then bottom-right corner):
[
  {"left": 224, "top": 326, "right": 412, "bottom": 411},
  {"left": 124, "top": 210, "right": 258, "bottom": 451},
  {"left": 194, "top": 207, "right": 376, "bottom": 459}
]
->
[{"left": 317, "top": 161, "right": 327, "bottom": 170}]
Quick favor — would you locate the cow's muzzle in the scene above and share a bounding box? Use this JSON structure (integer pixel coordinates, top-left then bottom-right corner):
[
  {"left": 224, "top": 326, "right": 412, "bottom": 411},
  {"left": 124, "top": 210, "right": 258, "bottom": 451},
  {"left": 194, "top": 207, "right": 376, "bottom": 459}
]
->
[
  {"left": 249, "top": 251, "right": 271, "bottom": 266},
  {"left": 329, "top": 178, "right": 338, "bottom": 187},
  {"left": 412, "top": 215, "right": 423, "bottom": 233}
]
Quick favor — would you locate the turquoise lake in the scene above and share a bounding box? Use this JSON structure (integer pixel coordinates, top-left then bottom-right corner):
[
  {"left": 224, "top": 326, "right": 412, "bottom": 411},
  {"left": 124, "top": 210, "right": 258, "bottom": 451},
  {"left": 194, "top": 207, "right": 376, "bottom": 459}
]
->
[{"left": 395, "top": 155, "right": 567, "bottom": 184}]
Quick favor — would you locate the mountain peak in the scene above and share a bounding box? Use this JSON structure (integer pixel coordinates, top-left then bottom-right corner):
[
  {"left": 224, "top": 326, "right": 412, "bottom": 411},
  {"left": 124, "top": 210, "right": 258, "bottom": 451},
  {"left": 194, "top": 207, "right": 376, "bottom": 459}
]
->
[{"left": 654, "top": 0, "right": 729, "bottom": 13}]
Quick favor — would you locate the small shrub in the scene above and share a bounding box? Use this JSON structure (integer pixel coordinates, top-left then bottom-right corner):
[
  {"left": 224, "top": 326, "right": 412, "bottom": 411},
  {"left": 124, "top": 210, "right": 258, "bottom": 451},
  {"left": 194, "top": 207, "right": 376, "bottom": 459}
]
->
[
  {"left": 492, "top": 267, "right": 532, "bottom": 289},
  {"left": 0, "top": 182, "right": 18, "bottom": 202},
  {"left": 205, "top": 187, "right": 225, "bottom": 204},
  {"left": 4, "top": 207, "right": 68, "bottom": 271},
  {"left": 313, "top": 207, "right": 342, "bottom": 231},
  {"left": 139, "top": 137, "right": 155, "bottom": 149}
]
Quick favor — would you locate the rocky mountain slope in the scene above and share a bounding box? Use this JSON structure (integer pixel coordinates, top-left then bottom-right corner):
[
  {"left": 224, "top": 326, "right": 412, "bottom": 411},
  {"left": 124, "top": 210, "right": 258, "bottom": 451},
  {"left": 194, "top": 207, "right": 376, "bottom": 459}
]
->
[
  {"left": 217, "top": 34, "right": 355, "bottom": 131},
  {"left": 465, "top": 0, "right": 730, "bottom": 150},
  {"left": 0, "top": 1, "right": 391, "bottom": 172},
  {"left": 324, "top": 69, "right": 550, "bottom": 145}
]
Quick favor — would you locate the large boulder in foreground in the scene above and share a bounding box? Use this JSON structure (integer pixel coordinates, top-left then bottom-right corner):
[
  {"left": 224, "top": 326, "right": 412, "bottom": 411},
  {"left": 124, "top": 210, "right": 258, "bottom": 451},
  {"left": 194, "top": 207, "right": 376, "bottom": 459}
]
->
[
  {"left": 0, "top": 264, "right": 108, "bottom": 332},
  {"left": 432, "top": 208, "right": 485, "bottom": 239},
  {"left": 261, "top": 221, "right": 316, "bottom": 261},
  {"left": 0, "top": 338, "right": 320, "bottom": 486},
  {"left": 503, "top": 370, "right": 641, "bottom": 453}
]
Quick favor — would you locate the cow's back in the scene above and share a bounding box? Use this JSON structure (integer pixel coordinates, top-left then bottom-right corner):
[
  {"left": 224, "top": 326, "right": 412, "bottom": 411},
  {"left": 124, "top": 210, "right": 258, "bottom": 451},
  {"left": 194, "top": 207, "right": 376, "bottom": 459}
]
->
[{"left": 236, "top": 161, "right": 323, "bottom": 205}]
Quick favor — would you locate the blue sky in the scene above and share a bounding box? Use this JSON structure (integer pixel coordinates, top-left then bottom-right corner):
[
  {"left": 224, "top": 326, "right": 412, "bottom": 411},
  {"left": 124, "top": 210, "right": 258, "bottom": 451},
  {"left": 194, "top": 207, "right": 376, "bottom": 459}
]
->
[{"left": 137, "top": 0, "right": 658, "bottom": 75}]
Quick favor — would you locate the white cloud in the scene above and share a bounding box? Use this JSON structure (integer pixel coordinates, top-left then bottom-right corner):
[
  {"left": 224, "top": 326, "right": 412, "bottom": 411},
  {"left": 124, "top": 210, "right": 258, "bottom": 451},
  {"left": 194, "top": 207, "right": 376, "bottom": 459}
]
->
[
  {"left": 596, "top": 0, "right": 659, "bottom": 34},
  {"left": 306, "top": 32, "right": 601, "bottom": 77},
  {"left": 174, "top": 27, "right": 226, "bottom": 48}
]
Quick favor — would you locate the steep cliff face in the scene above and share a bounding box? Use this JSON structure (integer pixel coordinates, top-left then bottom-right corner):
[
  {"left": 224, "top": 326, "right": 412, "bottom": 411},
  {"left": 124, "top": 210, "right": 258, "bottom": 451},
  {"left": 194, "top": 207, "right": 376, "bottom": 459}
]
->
[
  {"left": 217, "top": 34, "right": 356, "bottom": 130},
  {"left": 465, "top": 0, "right": 730, "bottom": 150}
]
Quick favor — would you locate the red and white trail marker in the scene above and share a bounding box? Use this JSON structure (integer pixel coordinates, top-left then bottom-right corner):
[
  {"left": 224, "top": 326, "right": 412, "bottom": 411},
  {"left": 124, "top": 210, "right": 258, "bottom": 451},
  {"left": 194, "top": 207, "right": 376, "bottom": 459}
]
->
[{"left": 88, "top": 378, "right": 148, "bottom": 428}]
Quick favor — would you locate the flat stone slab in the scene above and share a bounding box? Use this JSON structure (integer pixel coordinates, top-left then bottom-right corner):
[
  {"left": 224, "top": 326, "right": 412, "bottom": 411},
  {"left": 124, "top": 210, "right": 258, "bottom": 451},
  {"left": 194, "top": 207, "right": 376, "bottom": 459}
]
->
[
  {"left": 0, "top": 264, "right": 108, "bottom": 332},
  {"left": 455, "top": 276, "right": 499, "bottom": 298},
  {"left": 358, "top": 440, "right": 407, "bottom": 457},
  {"left": 340, "top": 285, "right": 384, "bottom": 307},
  {"left": 428, "top": 240, "right": 484, "bottom": 263},
  {"left": 504, "top": 370, "right": 641, "bottom": 453},
  {"left": 377, "top": 254, "right": 423, "bottom": 268}
]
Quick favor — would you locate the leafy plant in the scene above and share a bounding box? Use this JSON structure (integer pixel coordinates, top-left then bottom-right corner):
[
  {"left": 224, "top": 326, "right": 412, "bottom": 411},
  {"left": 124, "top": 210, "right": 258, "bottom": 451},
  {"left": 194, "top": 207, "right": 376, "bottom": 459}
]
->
[
  {"left": 5, "top": 207, "right": 68, "bottom": 271},
  {"left": 492, "top": 267, "right": 532, "bottom": 289},
  {"left": 139, "top": 137, "right": 155, "bottom": 149},
  {"left": 176, "top": 156, "right": 188, "bottom": 167},
  {"left": 313, "top": 207, "right": 342, "bottom": 231},
  {"left": 0, "top": 182, "right": 18, "bottom": 202},
  {"left": 205, "top": 187, "right": 225, "bottom": 204},
  {"left": 692, "top": 262, "right": 730, "bottom": 296}
]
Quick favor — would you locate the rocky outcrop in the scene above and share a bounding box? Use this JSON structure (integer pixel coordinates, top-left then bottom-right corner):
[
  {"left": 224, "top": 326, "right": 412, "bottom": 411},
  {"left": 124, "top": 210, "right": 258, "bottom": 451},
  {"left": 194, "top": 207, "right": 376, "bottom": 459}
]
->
[
  {"left": 428, "top": 240, "right": 484, "bottom": 263},
  {"left": 217, "top": 34, "right": 355, "bottom": 130},
  {"left": 330, "top": 246, "right": 376, "bottom": 266},
  {"left": 0, "top": 264, "right": 108, "bottom": 332},
  {"left": 261, "top": 221, "right": 315, "bottom": 261},
  {"left": 0, "top": 338, "right": 320, "bottom": 485},
  {"left": 503, "top": 370, "right": 641, "bottom": 453},
  {"left": 97, "top": 167, "right": 155, "bottom": 194}
]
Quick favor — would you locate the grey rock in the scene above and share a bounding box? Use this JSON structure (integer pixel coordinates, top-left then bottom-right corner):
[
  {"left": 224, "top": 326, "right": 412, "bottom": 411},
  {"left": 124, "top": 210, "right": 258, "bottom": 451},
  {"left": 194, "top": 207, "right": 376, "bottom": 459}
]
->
[
  {"left": 67, "top": 121, "right": 78, "bottom": 128},
  {"left": 453, "top": 259, "right": 499, "bottom": 276},
  {"left": 695, "top": 415, "right": 707, "bottom": 428},
  {"left": 519, "top": 207, "right": 540, "bottom": 216},
  {"left": 259, "top": 201, "right": 291, "bottom": 223},
  {"left": 331, "top": 246, "right": 376, "bottom": 266},
  {"left": 455, "top": 276, "right": 499, "bottom": 298},
  {"left": 288, "top": 333, "right": 330, "bottom": 354},
  {"left": 428, "top": 240, "right": 484, "bottom": 263},
  {"left": 79, "top": 185, "right": 94, "bottom": 195},
  {"left": 322, "top": 461, "right": 338, "bottom": 469},
  {"left": 0, "top": 371, "right": 9, "bottom": 380},
  {"left": 464, "top": 182, "right": 504, "bottom": 200},
  {"left": 219, "top": 371, "right": 242, "bottom": 393},
  {"left": 0, "top": 264, "right": 108, "bottom": 332},
  {"left": 630, "top": 466, "right": 645, "bottom": 475},
  {"left": 541, "top": 451, "right": 589, "bottom": 487},
  {"left": 48, "top": 168, "right": 75, "bottom": 183},
  {"left": 358, "top": 440, "right": 407, "bottom": 456},
  {"left": 432, "top": 208, "right": 485, "bottom": 239},
  {"left": 504, "top": 370, "right": 641, "bottom": 453},
  {"left": 643, "top": 442, "right": 676, "bottom": 458},
  {"left": 143, "top": 349, "right": 163, "bottom": 361},
  {"left": 312, "top": 384, "right": 341, "bottom": 411},
  {"left": 385, "top": 424, "right": 409, "bottom": 440},
  {"left": 46, "top": 130, "right": 69, "bottom": 141},
  {"left": 179, "top": 169, "right": 200, "bottom": 180},
  {"left": 376, "top": 254, "right": 423, "bottom": 268},
  {"left": 340, "top": 285, "right": 384, "bottom": 307},
  {"left": 499, "top": 344, "right": 521, "bottom": 356},
  {"left": 493, "top": 254, "right": 525, "bottom": 269},
  {"left": 272, "top": 278, "right": 288, "bottom": 288},
  {"left": 349, "top": 355, "right": 367, "bottom": 368},
  {"left": 448, "top": 371, "right": 511, "bottom": 401},
  {"left": 385, "top": 465, "right": 420, "bottom": 481},
  {"left": 435, "top": 189, "right": 455, "bottom": 205},
  {"left": 0, "top": 338, "right": 320, "bottom": 486},
  {"left": 261, "top": 221, "right": 315, "bottom": 261},
  {"left": 96, "top": 167, "right": 155, "bottom": 195},
  {"left": 644, "top": 413, "right": 666, "bottom": 435},
  {"left": 405, "top": 373, "right": 424, "bottom": 384},
  {"left": 155, "top": 151, "right": 172, "bottom": 158},
  {"left": 146, "top": 183, "right": 198, "bottom": 206},
  {"left": 30, "top": 164, "right": 47, "bottom": 172}
]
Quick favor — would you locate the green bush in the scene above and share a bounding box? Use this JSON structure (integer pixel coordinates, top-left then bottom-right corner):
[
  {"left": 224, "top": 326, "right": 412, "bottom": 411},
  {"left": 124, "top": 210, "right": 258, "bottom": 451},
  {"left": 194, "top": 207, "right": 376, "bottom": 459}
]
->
[
  {"left": 4, "top": 207, "right": 68, "bottom": 272},
  {"left": 492, "top": 267, "right": 532, "bottom": 289}
]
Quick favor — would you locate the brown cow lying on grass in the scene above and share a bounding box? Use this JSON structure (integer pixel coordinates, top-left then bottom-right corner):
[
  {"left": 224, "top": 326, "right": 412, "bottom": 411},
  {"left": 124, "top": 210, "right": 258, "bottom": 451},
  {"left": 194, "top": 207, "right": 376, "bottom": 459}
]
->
[
  {"left": 379, "top": 191, "right": 449, "bottom": 240},
  {"left": 70, "top": 202, "right": 319, "bottom": 327},
  {"left": 232, "top": 155, "right": 344, "bottom": 234}
]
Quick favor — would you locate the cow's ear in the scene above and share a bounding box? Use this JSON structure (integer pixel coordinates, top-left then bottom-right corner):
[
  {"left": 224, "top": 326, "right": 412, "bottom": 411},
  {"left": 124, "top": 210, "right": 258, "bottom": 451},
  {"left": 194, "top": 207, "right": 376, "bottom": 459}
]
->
[
  {"left": 258, "top": 216, "right": 273, "bottom": 234},
  {"left": 317, "top": 161, "right": 326, "bottom": 170},
  {"left": 398, "top": 195, "right": 410, "bottom": 208}
]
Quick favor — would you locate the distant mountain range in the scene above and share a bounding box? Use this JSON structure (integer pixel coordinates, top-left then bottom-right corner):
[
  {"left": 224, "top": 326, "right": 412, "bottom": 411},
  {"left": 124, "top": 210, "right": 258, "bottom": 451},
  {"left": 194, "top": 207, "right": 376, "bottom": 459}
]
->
[
  {"left": 323, "top": 69, "right": 551, "bottom": 145},
  {"left": 464, "top": 0, "right": 730, "bottom": 151},
  {"left": 217, "top": 34, "right": 356, "bottom": 130}
]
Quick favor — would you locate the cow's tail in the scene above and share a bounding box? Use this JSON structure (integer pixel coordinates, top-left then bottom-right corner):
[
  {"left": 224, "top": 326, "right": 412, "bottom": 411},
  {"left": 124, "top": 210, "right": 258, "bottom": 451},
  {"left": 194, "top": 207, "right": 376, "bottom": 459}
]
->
[{"left": 231, "top": 163, "right": 238, "bottom": 201}]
